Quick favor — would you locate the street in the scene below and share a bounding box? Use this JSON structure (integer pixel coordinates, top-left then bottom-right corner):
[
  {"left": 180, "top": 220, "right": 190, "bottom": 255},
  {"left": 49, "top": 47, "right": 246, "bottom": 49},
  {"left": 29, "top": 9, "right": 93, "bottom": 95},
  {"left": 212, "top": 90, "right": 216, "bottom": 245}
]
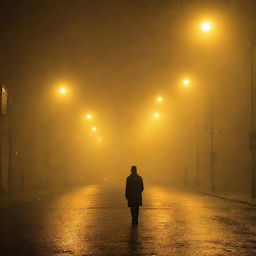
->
[{"left": 0, "top": 184, "right": 255, "bottom": 256}]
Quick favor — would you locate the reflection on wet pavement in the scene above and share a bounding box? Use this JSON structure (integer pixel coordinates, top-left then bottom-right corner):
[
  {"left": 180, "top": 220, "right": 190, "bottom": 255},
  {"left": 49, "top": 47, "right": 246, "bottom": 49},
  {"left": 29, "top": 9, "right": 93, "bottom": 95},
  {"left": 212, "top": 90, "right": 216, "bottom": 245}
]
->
[{"left": 0, "top": 185, "right": 256, "bottom": 255}]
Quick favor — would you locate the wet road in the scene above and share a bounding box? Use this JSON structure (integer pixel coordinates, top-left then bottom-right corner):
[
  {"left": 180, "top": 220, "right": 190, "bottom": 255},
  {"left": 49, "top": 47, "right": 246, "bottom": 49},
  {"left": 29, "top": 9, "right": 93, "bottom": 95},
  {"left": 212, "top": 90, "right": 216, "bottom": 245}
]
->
[{"left": 0, "top": 185, "right": 256, "bottom": 256}]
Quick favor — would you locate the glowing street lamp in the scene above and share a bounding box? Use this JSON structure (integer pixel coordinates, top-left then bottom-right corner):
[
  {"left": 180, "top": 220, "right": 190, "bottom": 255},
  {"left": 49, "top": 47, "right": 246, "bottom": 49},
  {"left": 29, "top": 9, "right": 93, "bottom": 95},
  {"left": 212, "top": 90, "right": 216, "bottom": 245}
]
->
[
  {"left": 92, "top": 127, "right": 97, "bottom": 132},
  {"left": 182, "top": 79, "right": 190, "bottom": 87},
  {"left": 156, "top": 97, "right": 163, "bottom": 102},
  {"left": 201, "top": 22, "right": 212, "bottom": 32},
  {"left": 154, "top": 113, "right": 160, "bottom": 119},
  {"left": 59, "top": 87, "right": 67, "bottom": 94},
  {"left": 86, "top": 114, "right": 92, "bottom": 120}
]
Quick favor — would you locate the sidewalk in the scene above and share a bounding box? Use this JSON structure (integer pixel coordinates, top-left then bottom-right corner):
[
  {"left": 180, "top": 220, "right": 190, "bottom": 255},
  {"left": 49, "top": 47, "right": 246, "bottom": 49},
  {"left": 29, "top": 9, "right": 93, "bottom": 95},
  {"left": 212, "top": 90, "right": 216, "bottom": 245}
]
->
[
  {"left": 0, "top": 188, "right": 57, "bottom": 209},
  {"left": 199, "top": 190, "right": 256, "bottom": 206}
]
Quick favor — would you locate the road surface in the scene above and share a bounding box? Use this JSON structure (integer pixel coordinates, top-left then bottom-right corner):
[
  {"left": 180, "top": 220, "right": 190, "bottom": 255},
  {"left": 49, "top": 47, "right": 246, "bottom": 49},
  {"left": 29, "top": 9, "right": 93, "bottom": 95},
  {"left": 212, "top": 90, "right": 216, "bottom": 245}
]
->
[{"left": 0, "top": 184, "right": 256, "bottom": 256}]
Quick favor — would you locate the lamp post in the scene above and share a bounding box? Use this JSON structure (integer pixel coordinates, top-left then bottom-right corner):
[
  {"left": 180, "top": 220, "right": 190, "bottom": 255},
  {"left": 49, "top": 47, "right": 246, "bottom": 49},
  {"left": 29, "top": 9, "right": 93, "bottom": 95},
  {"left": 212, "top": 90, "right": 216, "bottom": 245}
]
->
[
  {"left": 180, "top": 78, "right": 203, "bottom": 189},
  {"left": 199, "top": 20, "right": 256, "bottom": 196},
  {"left": 209, "top": 109, "right": 216, "bottom": 191},
  {"left": 196, "top": 140, "right": 200, "bottom": 188},
  {"left": 46, "top": 86, "right": 69, "bottom": 188},
  {"left": 249, "top": 37, "right": 256, "bottom": 197}
]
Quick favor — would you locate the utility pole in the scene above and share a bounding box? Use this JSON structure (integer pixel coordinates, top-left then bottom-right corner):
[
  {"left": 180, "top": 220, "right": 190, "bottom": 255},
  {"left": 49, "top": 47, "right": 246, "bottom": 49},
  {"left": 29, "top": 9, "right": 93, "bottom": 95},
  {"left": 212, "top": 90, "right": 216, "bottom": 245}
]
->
[
  {"left": 46, "top": 118, "right": 51, "bottom": 188},
  {"left": 7, "top": 85, "right": 13, "bottom": 194},
  {"left": 0, "top": 84, "right": 9, "bottom": 194},
  {"left": 210, "top": 110, "right": 216, "bottom": 192},
  {"left": 250, "top": 36, "right": 256, "bottom": 198},
  {"left": 0, "top": 88, "right": 2, "bottom": 194},
  {"left": 184, "top": 167, "right": 188, "bottom": 188},
  {"left": 8, "top": 120, "right": 13, "bottom": 194},
  {"left": 196, "top": 141, "right": 200, "bottom": 188}
]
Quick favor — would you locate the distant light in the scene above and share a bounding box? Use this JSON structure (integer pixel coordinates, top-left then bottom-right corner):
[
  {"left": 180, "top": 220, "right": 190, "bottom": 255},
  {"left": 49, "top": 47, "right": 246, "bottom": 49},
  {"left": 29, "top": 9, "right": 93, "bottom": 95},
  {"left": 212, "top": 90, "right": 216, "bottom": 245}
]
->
[
  {"left": 86, "top": 114, "right": 92, "bottom": 120},
  {"left": 201, "top": 22, "right": 212, "bottom": 32},
  {"left": 59, "top": 87, "right": 67, "bottom": 94},
  {"left": 183, "top": 79, "right": 190, "bottom": 86},
  {"left": 154, "top": 113, "right": 160, "bottom": 119},
  {"left": 157, "top": 97, "right": 163, "bottom": 102},
  {"left": 92, "top": 127, "right": 97, "bottom": 132}
]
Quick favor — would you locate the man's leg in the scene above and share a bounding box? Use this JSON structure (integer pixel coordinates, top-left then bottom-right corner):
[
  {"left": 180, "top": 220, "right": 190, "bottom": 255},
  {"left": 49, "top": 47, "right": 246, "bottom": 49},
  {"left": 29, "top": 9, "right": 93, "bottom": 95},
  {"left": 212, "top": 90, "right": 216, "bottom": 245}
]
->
[
  {"left": 135, "top": 206, "right": 139, "bottom": 224},
  {"left": 130, "top": 207, "right": 136, "bottom": 225}
]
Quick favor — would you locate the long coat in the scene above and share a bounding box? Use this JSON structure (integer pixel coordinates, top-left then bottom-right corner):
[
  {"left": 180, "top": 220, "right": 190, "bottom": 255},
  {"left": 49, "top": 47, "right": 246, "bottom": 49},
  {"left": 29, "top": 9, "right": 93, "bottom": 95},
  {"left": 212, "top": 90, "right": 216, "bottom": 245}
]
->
[{"left": 125, "top": 173, "right": 144, "bottom": 207}]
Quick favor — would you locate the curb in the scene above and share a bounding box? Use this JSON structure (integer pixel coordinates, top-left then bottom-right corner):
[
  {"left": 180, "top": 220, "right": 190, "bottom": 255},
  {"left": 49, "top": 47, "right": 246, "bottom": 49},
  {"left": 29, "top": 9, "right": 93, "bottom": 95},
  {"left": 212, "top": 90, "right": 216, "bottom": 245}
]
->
[
  {"left": 0, "top": 190, "right": 58, "bottom": 210},
  {"left": 198, "top": 191, "right": 256, "bottom": 207}
]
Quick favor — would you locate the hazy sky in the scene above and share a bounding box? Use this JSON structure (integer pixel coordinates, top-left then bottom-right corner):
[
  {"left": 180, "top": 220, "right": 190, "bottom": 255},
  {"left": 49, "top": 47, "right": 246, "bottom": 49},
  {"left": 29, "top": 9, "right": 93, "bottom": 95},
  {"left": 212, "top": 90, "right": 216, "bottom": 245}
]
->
[{"left": 1, "top": 0, "right": 255, "bottom": 188}]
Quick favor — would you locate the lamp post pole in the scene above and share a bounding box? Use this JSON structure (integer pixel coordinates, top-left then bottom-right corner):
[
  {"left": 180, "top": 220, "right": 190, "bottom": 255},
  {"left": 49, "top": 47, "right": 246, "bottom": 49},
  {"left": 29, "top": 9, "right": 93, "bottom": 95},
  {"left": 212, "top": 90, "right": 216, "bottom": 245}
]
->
[
  {"left": 210, "top": 114, "right": 215, "bottom": 192},
  {"left": 196, "top": 140, "right": 200, "bottom": 188},
  {"left": 250, "top": 36, "right": 256, "bottom": 198}
]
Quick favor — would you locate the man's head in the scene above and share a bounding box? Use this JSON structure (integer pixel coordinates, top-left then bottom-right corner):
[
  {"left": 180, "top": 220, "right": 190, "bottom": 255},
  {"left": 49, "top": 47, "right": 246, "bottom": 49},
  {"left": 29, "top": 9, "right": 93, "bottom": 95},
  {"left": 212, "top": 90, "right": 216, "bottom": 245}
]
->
[{"left": 131, "top": 165, "right": 137, "bottom": 173}]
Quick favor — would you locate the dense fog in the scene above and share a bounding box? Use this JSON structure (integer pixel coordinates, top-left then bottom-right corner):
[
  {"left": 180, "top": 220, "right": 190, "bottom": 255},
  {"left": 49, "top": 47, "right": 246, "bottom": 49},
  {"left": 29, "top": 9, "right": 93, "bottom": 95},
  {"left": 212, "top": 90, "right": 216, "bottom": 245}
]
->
[{"left": 0, "top": 0, "right": 255, "bottom": 195}]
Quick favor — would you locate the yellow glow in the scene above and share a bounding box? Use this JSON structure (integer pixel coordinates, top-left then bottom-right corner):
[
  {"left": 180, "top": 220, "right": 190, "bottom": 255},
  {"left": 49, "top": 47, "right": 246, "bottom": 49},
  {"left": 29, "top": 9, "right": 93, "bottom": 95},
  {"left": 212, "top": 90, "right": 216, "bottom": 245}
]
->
[
  {"left": 154, "top": 113, "right": 160, "bottom": 119},
  {"left": 59, "top": 87, "right": 67, "bottom": 94},
  {"left": 183, "top": 79, "right": 190, "bottom": 87},
  {"left": 97, "top": 137, "right": 102, "bottom": 142},
  {"left": 86, "top": 114, "right": 92, "bottom": 120},
  {"left": 92, "top": 127, "right": 97, "bottom": 132},
  {"left": 201, "top": 22, "right": 212, "bottom": 32},
  {"left": 157, "top": 97, "right": 163, "bottom": 102}
]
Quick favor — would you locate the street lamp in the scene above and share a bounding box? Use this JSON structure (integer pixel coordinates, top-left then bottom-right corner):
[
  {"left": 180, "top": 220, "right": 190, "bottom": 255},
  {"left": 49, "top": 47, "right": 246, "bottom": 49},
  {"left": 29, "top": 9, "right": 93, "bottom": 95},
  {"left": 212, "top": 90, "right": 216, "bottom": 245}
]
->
[
  {"left": 201, "top": 22, "right": 212, "bottom": 32},
  {"left": 182, "top": 79, "right": 190, "bottom": 87},
  {"left": 198, "top": 20, "right": 256, "bottom": 195},
  {"left": 47, "top": 85, "right": 70, "bottom": 188},
  {"left": 156, "top": 97, "right": 163, "bottom": 102},
  {"left": 86, "top": 114, "right": 92, "bottom": 120},
  {"left": 154, "top": 113, "right": 160, "bottom": 119},
  {"left": 59, "top": 87, "right": 67, "bottom": 94}
]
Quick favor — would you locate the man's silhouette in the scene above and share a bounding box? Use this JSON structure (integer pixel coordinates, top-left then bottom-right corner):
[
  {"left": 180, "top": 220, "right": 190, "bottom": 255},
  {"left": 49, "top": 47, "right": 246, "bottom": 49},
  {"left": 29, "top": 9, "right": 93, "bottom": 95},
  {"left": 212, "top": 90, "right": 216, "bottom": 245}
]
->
[{"left": 125, "top": 166, "right": 144, "bottom": 226}]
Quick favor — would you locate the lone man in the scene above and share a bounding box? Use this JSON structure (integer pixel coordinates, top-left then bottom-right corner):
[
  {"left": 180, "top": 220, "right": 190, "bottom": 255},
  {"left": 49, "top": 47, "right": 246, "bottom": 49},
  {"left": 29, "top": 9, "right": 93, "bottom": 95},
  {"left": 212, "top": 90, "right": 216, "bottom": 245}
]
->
[{"left": 125, "top": 165, "right": 144, "bottom": 226}]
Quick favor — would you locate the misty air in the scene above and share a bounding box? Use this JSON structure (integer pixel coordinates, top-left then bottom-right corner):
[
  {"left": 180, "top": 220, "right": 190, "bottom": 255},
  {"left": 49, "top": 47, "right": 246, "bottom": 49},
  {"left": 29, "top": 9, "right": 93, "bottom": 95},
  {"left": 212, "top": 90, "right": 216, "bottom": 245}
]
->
[{"left": 0, "top": 0, "right": 255, "bottom": 255}]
